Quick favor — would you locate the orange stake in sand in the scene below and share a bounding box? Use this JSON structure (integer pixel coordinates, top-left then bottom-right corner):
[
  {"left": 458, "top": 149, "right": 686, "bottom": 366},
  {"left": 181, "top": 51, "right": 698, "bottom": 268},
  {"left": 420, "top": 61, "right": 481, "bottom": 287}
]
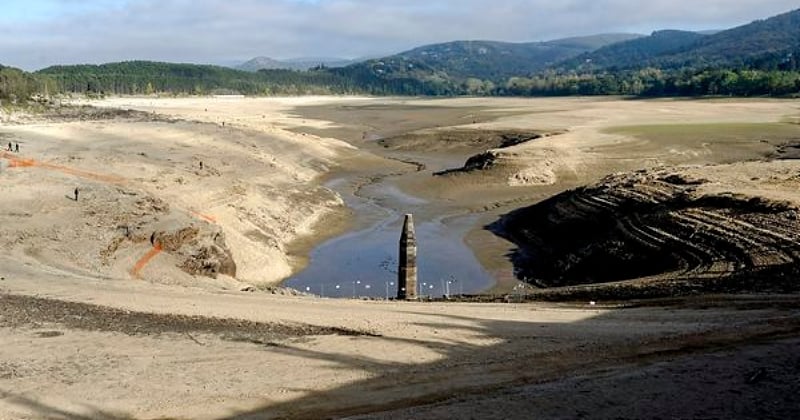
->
[{"left": 131, "top": 244, "right": 163, "bottom": 279}]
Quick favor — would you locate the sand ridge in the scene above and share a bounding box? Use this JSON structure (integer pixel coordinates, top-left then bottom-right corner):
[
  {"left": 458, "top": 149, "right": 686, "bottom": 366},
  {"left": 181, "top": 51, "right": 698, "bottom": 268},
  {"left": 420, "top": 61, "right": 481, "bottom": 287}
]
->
[{"left": 0, "top": 104, "right": 362, "bottom": 288}]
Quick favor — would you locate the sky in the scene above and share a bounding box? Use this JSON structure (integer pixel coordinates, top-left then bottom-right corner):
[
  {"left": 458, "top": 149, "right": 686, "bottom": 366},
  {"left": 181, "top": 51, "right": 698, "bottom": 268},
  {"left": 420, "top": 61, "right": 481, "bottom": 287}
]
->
[{"left": 1, "top": 0, "right": 798, "bottom": 70}]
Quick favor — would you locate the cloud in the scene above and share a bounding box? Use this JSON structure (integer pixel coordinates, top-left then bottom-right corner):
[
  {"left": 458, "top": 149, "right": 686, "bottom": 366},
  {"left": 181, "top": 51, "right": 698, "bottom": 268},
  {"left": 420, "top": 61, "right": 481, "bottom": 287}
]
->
[{"left": 1, "top": 0, "right": 798, "bottom": 70}]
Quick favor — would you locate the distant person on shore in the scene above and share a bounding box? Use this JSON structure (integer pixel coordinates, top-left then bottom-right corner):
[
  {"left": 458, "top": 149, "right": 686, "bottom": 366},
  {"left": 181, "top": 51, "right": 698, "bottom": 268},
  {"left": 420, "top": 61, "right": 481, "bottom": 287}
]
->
[
  {"left": 15, "top": 143, "right": 19, "bottom": 153},
  {"left": 7, "top": 142, "right": 11, "bottom": 151},
  {"left": 74, "top": 187, "right": 79, "bottom": 201},
  {"left": 199, "top": 161, "right": 204, "bottom": 170}
]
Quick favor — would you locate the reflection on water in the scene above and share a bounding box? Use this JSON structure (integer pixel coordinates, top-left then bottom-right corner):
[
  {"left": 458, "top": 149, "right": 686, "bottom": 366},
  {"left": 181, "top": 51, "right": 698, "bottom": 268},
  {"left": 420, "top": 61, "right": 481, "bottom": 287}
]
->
[{"left": 285, "top": 178, "right": 494, "bottom": 298}]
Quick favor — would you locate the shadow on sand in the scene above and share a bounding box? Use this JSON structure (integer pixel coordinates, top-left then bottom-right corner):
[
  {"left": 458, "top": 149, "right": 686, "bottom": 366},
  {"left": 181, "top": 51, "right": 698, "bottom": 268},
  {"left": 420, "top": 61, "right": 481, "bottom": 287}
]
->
[
  {"left": 3, "top": 297, "right": 799, "bottom": 419},
  {"left": 216, "top": 298, "right": 800, "bottom": 419}
]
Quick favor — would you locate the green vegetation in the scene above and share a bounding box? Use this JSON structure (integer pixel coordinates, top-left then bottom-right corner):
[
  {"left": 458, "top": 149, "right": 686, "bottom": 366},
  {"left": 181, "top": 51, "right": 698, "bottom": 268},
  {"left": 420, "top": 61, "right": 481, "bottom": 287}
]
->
[
  {"left": 0, "top": 64, "right": 53, "bottom": 103},
  {"left": 652, "top": 8, "right": 800, "bottom": 70},
  {"left": 3, "top": 61, "right": 797, "bottom": 101},
  {"left": 500, "top": 69, "right": 800, "bottom": 97},
  {"left": 561, "top": 30, "right": 708, "bottom": 71},
  {"left": 367, "top": 36, "right": 637, "bottom": 82},
  {"left": 556, "top": 9, "right": 800, "bottom": 73},
  {"left": 337, "top": 9, "right": 800, "bottom": 97},
  {"left": 2, "top": 9, "right": 799, "bottom": 101},
  {"left": 36, "top": 61, "right": 364, "bottom": 96}
]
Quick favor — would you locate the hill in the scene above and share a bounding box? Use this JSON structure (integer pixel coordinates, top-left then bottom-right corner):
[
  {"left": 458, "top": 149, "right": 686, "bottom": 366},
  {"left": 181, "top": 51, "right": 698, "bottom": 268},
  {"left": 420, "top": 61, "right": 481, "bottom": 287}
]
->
[
  {"left": 561, "top": 30, "right": 708, "bottom": 71},
  {"left": 238, "top": 57, "right": 296, "bottom": 71},
  {"left": 559, "top": 8, "right": 800, "bottom": 71},
  {"left": 655, "top": 8, "right": 800, "bottom": 69},
  {"left": 547, "top": 33, "right": 645, "bottom": 50},
  {"left": 237, "top": 56, "right": 360, "bottom": 72},
  {"left": 339, "top": 34, "right": 642, "bottom": 84}
]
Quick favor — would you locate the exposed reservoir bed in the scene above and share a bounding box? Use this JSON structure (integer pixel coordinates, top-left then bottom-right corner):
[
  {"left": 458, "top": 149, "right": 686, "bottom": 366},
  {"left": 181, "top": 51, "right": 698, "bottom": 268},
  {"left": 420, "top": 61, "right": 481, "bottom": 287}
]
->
[
  {"left": 279, "top": 100, "right": 576, "bottom": 298},
  {"left": 285, "top": 176, "right": 494, "bottom": 298},
  {"left": 281, "top": 102, "right": 563, "bottom": 298}
]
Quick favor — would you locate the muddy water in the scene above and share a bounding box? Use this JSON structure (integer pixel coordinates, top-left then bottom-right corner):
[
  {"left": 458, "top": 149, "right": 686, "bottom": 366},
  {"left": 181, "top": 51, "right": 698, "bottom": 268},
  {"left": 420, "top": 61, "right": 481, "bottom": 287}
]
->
[
  {"left": 284, "top": 102, "right": 510, "bottom": 298},
  {"left": 285, "top": 176, "right": 494, "bottom": 299}
]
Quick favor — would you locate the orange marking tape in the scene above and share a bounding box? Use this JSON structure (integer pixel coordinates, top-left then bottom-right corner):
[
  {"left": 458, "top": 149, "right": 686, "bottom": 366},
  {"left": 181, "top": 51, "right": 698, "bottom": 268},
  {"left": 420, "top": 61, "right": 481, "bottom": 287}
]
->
[
  {"left": 190, "top": 210, "right": 217, "bottom": 223},
  {"left": 0, "top": 152, "right": 125, "bottom": 184},
  {"left": 130, "top": 244, "right": 163, "bottom": 279},
  {"left": 9, "top": 158, "right": 35, "bottom": 168},
  {"left": 39, "top": 161, "right": 126, "bottom": 183}
]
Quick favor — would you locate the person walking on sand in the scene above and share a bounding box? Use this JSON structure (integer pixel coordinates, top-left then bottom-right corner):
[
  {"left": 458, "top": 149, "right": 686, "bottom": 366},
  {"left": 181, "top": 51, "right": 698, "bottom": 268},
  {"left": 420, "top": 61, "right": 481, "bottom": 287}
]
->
[
  {"left": 14, "top": 143, "right": 19, "bottom": 153},
  {"left": 6, "top": 142, "right": 11, "bottom": 151},
  {"left": 74, "top": 187, "right": 79, "bottom": 201},
  {"left": 199, "top": 161, "right": 204, "bottom": 170}
]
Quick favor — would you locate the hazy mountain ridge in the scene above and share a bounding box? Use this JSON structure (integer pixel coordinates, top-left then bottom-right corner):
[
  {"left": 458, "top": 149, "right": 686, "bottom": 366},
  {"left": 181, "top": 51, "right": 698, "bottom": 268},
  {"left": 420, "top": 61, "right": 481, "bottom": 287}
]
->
[
  {"left": 237, "top": 56, "right": 362, "bottom": 72},
  {"left": 545, "top": 33, "right": 645, "bottom": 50}
]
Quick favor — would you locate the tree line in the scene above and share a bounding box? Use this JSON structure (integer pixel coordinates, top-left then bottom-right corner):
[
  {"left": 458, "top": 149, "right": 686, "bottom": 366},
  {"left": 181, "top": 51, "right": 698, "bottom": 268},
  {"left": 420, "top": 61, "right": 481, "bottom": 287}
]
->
[
  {"left": 35, "top": 61, "right": 366, "bottom": 96},
  {"left": 498, "top": 68, "right": 800, "bottom": 97},
  {"left": 1, "top": 61, "right": 799, "bottom": 103},
  {"left": 0, "top": 65, "right": 52, "bottom": 103}
]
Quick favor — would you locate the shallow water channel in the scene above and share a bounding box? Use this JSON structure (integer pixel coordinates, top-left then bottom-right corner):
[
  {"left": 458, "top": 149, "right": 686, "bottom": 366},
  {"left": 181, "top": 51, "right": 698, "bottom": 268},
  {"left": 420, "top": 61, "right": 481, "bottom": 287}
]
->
[{"left": 285, "top": 176, "right": 495, "bottom": 299}]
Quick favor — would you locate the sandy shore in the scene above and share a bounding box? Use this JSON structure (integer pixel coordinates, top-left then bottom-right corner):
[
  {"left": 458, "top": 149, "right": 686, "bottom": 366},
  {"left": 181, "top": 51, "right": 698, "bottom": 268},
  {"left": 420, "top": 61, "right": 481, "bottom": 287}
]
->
[
  {"left": 2, "top": 268, "right": 799, "bottom": 418},
  {"left": 2, "top": 96, "right": 800, "bottom": 418},
  {"left": 0, "top": 97, "right": 374, "bottom": 290},
  {"left": 357, "top": 336, "right": 800, "bottom": 419}
]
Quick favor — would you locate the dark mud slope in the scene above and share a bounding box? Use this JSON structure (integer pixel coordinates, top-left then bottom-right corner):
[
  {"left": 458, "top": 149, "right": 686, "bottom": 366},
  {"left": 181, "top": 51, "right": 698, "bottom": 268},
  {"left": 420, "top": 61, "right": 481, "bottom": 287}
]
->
[
  {"left": 378, "top": 129, "right": 545, "bottom": 153},
  {"left": 490, "top": 168, "right": 800, "bottom": 295}
]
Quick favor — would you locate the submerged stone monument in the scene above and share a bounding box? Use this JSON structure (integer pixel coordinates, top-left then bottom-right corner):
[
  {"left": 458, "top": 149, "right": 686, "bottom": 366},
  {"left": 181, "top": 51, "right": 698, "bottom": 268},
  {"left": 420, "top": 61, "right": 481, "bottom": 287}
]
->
[{"left": 397, "top": 214, "right": 418, "bottom": 300}]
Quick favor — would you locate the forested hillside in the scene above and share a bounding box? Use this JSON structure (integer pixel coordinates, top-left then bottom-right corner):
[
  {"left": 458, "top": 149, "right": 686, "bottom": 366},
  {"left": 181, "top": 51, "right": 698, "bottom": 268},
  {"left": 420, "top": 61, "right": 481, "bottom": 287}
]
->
[
  {"left": 343, "top": 34, "right": 641, "bottom": 85},
  {"left": 560, "top": 30, "right": 708, "bottom": 71},
  {"left": 36, "top": 61, "right": 363, "bottom": 96},
  {"left": 1, "top": 9, "right": 799, "bottom": 101},
  {"left": 651, "top": 8, "right": 800, "bottom": 70},
  {"left": 554, "top": 9, "right": 799, "bottom": 73}
]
